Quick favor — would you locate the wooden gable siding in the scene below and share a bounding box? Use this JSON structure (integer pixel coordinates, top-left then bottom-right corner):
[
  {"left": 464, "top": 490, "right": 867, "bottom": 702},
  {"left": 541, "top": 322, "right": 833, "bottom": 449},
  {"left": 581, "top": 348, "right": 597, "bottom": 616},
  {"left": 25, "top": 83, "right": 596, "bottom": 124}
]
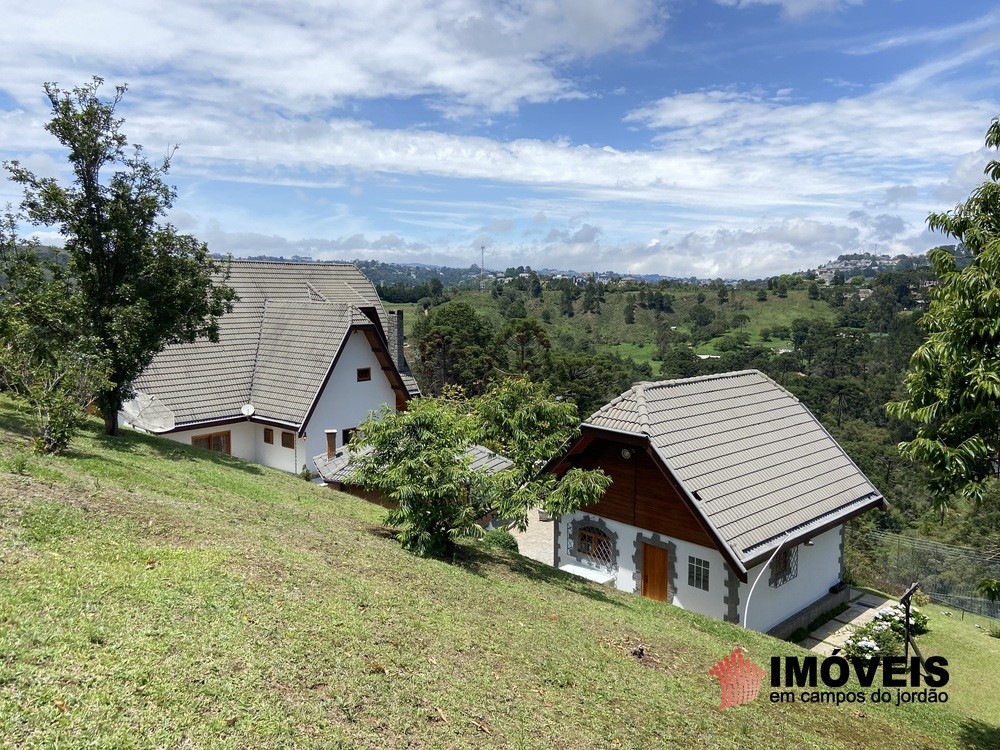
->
[{"left": 572, "top": 438, "right": 715, "bottom": 549}]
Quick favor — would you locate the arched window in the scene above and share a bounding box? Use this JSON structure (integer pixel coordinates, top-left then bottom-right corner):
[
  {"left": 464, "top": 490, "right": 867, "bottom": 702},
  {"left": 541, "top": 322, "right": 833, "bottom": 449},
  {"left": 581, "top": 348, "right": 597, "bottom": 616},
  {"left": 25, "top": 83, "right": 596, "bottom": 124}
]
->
[{"left": 577, "top": 526, "right": 613, "bottom": 567}]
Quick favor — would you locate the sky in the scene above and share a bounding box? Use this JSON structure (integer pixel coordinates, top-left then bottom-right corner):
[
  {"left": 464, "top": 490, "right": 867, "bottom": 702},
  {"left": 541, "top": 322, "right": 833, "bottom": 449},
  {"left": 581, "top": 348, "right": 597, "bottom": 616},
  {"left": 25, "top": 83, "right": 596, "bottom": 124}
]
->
[{"left": 1, "top": 1, "right": 998, "bottom": 278}]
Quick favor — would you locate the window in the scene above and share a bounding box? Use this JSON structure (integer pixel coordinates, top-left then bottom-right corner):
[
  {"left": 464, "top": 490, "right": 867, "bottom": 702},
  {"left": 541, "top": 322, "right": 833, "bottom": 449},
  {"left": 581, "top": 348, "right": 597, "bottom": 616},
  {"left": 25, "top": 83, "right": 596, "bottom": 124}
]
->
[
  {"left": 281, "top": 431, "right": 295, "bottom": 449},
  {"left": 688, "top": 556, "right": 710, "bottom": 591},
  {"left": 770, "top": 546, "right": 799, "bottom": 588},
  {"left": 342, "top": 427, "right": 357, "bottom": 445},
  {"left": 356, "top": 367, "right": 372, "bottom": 382},
  {"left": 263, "top": 428, "right": 274, "bottom": 445},
  {"left": 192, "top": 431, "right": 231, "bottom": 455},
  {"left": 577, "top": 526, "right": 613, "bottom": 567}
]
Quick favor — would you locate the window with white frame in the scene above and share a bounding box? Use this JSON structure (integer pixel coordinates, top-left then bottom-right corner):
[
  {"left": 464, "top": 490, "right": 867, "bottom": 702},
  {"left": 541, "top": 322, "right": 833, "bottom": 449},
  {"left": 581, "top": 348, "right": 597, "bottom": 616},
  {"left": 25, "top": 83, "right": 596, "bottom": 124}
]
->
[{"left": 688, "top": 556, "right": 710, "bottom": 591}]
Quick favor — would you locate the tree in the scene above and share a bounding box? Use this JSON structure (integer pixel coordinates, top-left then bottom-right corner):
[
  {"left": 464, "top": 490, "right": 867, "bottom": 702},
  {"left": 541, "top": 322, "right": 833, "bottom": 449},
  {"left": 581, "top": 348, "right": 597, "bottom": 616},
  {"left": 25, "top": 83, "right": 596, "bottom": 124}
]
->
[
  {"left": 887, "top": 116, "right": 1000, "bottom": 504},
  {"left": 412, "top": 301, "right": 495, "bottom": 394},
  {"left": 474, "top": 378, "right": 612, "bottom": 530},
  {"left": 492, "top": 318, "right": 550, "bottom": 377},
  {"left": 350, "top": 381, "right": 611, "bottom": 556},
  {"left": 0, "top": 217, "right": 110, "bottom": 452},
  {"left": 351, "top": 396, "right": 484, "bottom": 557},
  {"left": 623, "top": 294, "right": 636, "bottom": 324},
  {"left": 4, "top": 78, "right": 234, "bottom": 435}
]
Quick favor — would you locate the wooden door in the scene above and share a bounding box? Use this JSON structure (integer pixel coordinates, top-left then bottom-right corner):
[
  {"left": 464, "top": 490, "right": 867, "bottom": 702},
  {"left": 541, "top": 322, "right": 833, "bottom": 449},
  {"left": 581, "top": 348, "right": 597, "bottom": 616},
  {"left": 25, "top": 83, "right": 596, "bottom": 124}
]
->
[{"left": 641, "top": 543, "right": 668, "bottom": 602}]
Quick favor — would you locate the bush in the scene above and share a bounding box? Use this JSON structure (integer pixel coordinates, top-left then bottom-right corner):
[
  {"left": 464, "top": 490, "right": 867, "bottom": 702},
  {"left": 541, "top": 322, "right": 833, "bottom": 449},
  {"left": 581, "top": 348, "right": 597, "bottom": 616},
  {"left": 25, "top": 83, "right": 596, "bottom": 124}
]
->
[
  {"left": 870, "top": 603, "right": 929, "bottom": 637},
  {"left": 844, "top": 619, "right": 903, "bottom": 658},
  {"left": 482, "top": 529, "right": 519, "bottom": 553}
]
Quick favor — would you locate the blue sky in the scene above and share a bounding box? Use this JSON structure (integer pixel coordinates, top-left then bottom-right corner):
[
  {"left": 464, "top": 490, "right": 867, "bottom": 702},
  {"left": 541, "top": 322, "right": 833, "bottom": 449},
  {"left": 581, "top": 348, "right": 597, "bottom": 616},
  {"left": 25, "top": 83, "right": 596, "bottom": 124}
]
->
[{"left": 1, "top": 0, "right": 998, "bottom": 277}]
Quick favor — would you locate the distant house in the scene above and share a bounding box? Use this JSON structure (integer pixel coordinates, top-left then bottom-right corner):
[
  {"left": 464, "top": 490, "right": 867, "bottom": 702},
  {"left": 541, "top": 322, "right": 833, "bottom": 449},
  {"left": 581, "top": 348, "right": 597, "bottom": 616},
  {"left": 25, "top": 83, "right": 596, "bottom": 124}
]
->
[
  {"left": 546, "top": 370, "right": 885, "bottom": 635},
  {"left": 120, "top": 261, "right": 419, "bottom": 474}
]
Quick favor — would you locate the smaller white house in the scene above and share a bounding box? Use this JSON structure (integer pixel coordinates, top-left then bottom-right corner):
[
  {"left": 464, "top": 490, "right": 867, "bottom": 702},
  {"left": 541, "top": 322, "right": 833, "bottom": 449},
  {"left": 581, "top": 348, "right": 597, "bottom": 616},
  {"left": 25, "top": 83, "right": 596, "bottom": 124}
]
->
[
  {"left": 546, "top": 370, "right": 886, "bottom": 636},
  {"left": 120, "top": 261, "right": 418, "bottom": 474}
]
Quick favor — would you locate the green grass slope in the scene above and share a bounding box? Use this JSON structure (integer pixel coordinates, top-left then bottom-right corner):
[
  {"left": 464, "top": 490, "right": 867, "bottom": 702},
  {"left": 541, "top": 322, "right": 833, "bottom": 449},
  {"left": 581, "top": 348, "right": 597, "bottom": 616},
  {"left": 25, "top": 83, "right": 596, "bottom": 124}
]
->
[{"left": 0, "top": 395, "right": 992, "bottom": 749}]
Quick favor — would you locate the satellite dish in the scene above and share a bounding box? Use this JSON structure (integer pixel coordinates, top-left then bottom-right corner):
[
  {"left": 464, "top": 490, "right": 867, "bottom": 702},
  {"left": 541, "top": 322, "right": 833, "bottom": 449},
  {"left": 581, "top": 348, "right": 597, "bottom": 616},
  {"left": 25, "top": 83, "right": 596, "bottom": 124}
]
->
[
  {"left": 241, "top": 404, "right": 256, "bottom": 417},
  {"left": 120, "top": 392, "right": 175, "bottom": 432}
]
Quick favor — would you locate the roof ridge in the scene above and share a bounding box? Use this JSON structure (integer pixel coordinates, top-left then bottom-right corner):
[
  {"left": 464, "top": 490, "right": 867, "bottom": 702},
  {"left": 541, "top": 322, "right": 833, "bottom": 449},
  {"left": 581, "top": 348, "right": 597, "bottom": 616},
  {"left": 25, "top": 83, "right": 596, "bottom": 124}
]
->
[
  {"left": 634, "top": 382, "right": 651, "bottom": 435},
  {"left": 306, "top": 281, "right": 329, "bottom": 303},
  {"left": 643, "top": 369, "right": 763, "bottom": 390}
]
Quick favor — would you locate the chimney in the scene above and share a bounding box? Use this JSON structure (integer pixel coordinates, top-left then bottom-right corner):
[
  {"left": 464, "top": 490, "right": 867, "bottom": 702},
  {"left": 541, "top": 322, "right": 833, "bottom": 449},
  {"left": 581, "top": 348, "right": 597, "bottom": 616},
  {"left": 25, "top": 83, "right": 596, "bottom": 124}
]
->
[
  {"left": 325, "top": 429, "right": 338, "bottom": 458},
  {"left": 394, "top": 309, "right": 405, "bottom": 365}
]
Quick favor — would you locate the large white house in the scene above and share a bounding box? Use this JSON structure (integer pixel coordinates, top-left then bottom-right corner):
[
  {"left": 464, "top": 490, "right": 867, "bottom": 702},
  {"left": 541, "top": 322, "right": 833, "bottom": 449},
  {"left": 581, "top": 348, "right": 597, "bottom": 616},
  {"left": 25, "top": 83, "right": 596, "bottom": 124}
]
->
[
  {"left": 546, "top": 370, "right": 886, "bottom": 636},
  {"left": 120, "top": 261, "right": 418, "bottom": 474}
]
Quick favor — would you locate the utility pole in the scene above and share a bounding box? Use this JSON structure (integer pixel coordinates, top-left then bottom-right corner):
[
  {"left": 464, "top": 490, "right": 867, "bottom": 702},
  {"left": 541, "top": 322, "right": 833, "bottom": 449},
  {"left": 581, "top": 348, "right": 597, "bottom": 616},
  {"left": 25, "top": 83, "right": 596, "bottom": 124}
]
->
[{"left": 480, "top": 245, "right": 486, "bottom": 291}]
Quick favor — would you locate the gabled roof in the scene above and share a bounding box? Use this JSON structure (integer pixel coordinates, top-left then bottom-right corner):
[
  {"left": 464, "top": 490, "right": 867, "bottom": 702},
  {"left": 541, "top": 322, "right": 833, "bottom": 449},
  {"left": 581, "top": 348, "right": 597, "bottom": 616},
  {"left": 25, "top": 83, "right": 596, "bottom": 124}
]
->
[
  {"left": 225, "top": 261, "right": 418, "bottom": 394},
  {"left": 128, "top": 261, "right": 414, "bottom": 431},
  {"left": 225, "top": 261, "right": 382, "bottom": 311},
  {"left": 584, "top": 370, "right": 884, "bottom": 570},
  {"left": 314, "top": 443, "right": 513, "bottom": 484}
]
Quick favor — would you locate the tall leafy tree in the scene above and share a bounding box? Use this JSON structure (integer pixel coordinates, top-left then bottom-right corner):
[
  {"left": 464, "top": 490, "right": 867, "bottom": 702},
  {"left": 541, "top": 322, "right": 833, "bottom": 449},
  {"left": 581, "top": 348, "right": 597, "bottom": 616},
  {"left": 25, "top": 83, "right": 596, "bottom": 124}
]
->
[
  {"left": 887, "top": 116, "right": 1000, "bottom": 503},
  {"left": 4, "top": 78, "right": 234, "bottom": 435},
  {"left": 491, "top": 318, "right": 550, "bottom": 377}
]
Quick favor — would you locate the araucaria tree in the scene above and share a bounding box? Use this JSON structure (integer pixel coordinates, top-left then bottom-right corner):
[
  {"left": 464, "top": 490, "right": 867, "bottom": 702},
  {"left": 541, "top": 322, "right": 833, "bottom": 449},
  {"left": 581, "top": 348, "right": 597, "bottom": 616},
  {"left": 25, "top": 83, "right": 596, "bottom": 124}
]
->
[
  {"left": 4, "top": 78, "right": 234, "bottom": 435},
  {"left": 888, "top": 116, "right": 1000, "bottom": 504}
]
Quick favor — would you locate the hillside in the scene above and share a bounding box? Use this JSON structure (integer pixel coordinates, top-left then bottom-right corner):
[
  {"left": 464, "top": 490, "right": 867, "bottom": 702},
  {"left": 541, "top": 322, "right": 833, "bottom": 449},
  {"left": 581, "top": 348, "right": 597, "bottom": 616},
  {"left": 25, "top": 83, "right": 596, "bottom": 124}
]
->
[
  {"left": 0, "top": 395, "right": 992, "bottom": 749},
  {"left": 394, "top": 286, "right": 837, "bottom": 376}
]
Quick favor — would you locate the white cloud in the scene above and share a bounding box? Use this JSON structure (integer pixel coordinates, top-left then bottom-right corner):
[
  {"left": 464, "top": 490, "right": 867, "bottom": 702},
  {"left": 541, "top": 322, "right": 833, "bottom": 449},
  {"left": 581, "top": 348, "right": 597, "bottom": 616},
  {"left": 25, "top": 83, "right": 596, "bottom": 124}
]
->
[
  {"left": 713, "top": 0, "right": 863, "bottom": 19},
  {"left": 0, "top": 0, "right": 663, "bottom": 115},
  {"left": 846, "top": 10, "right": 1000, "bottom": 55}
]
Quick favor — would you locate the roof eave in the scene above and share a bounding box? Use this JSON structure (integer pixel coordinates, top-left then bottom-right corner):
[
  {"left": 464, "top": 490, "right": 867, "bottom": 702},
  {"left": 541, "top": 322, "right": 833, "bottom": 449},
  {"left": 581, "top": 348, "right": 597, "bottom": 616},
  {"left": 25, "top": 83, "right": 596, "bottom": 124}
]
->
[{"left": 740, "top": 493, "right": 886, "bottom": 570}]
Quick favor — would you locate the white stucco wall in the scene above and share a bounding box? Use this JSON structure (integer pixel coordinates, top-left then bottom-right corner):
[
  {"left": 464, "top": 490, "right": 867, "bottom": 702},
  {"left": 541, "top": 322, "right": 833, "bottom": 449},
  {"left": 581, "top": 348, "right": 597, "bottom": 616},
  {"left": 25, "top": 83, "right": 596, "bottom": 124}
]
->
[
  {"left": 556, "top": 511, "right": 843, "bottom": 632},
  {"left": 300, "top": 330, "right": 399, "bottom": 467},
  {"left": 255, "top": 425, "right": 300, "bottom": 473},
  {"left": 163, "top": 422, "right": 257, "bottom": 463},
  {"left": 160, "top": 422, "right": 301, "bottom": 472},
  {"left": 735, "top": 525, "right": 843, "bottom": 632}
]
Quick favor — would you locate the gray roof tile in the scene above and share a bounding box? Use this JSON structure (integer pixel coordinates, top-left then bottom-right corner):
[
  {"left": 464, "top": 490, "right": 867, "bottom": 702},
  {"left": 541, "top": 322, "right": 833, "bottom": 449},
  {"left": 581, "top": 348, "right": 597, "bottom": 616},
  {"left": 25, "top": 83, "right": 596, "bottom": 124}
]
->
[{"left": 584, "top": 370, "right": 882, "bottom": 565}]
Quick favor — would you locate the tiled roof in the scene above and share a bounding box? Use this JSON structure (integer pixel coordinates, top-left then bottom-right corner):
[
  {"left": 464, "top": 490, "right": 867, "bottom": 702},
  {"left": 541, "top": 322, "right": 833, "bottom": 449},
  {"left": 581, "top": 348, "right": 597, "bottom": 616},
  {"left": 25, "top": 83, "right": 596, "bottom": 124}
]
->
[
  {"left": 314, "top": 443, "right": 513, "bottom": 484},
  {"left": 227, "top": 261, "right": 418, "bottom": 395},
  {"left": 585, "top": 370, "right": 883, "bottom": 565},
  {"left": 129, "top": 261, "right": 414, "bottom": 429}
]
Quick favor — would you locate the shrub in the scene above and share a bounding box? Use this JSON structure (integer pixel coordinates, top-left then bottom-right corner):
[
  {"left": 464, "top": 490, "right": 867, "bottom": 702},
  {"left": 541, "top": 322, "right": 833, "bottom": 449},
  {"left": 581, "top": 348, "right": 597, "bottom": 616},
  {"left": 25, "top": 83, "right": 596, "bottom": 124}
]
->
[
  {"left": 870, "top": 603, "right": 929, "bottom": 637},
  {"left": 482, "top": 529, "right": 519, "bottom": 553},
  {"left": 844, "top": 619, "right": 903, "bottom": 658}
]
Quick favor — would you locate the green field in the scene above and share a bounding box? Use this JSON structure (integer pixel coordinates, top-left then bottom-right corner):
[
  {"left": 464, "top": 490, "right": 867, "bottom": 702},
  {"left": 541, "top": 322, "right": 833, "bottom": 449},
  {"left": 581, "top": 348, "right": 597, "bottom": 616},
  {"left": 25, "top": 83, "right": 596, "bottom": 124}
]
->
[{"left": 1, "top": 394, "right": 996, "bottom": 748}]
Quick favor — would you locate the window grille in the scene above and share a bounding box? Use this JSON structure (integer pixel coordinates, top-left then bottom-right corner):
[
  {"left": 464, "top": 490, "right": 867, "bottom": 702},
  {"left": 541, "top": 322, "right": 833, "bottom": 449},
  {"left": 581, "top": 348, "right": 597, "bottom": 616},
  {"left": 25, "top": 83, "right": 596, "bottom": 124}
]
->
[
  {"left": 770, "top": 546, "right": 799, "bottom": 587},
  {"left": 577, "top": 526, "right": 613, "bottom": 567}
]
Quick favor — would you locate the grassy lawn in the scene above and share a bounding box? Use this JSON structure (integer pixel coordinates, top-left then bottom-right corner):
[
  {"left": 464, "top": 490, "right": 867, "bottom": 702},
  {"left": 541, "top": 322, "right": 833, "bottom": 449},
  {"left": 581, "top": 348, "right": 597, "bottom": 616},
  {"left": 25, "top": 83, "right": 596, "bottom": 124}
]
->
[
  {"left": 915, "top": 604, "right": 1000, "bottom": 729},
  {"left": 0, "top": 394, "right": 996, "bottom": 748}
]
